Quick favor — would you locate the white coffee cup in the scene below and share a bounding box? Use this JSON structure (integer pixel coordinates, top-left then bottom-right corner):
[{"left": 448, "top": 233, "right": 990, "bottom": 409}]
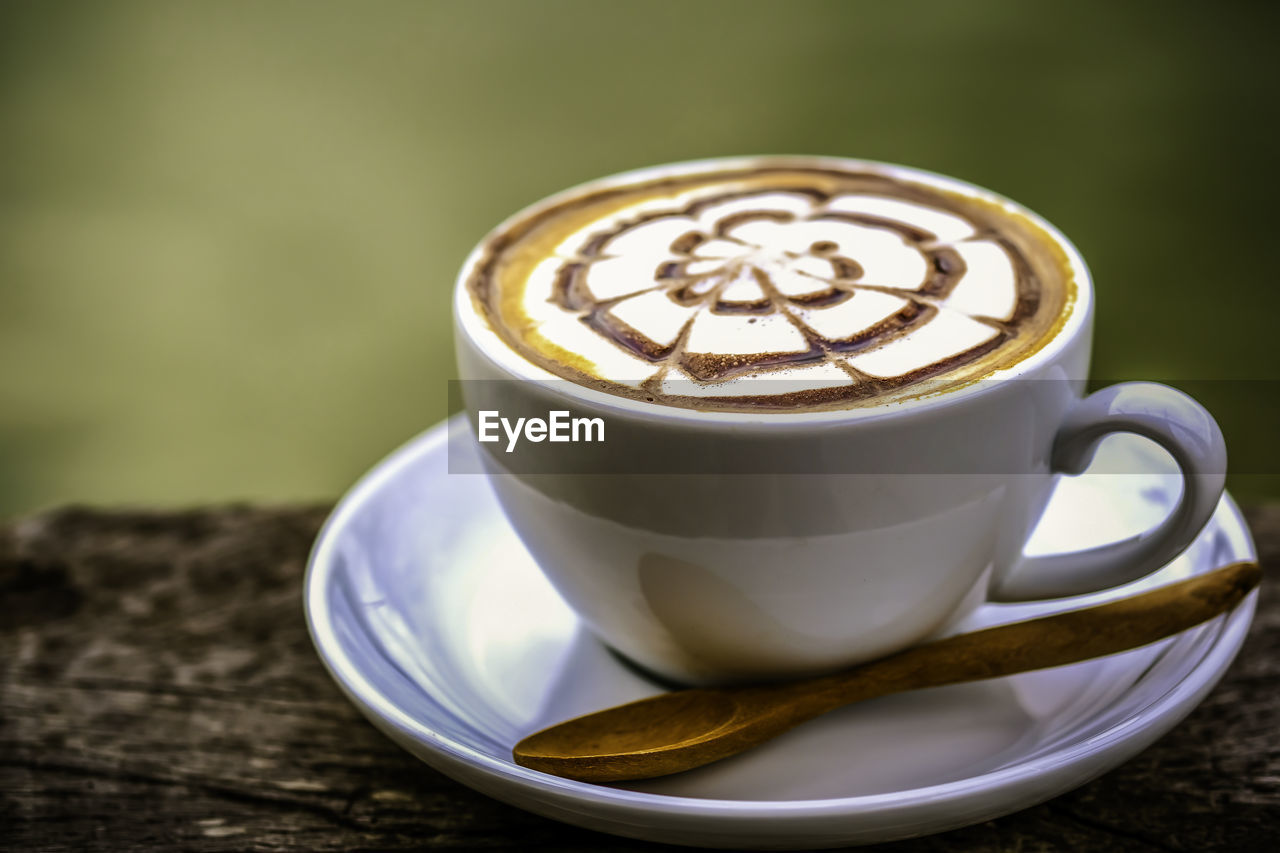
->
[{"left": 452, "top": 157, "right": 1226, "bottom": 686}]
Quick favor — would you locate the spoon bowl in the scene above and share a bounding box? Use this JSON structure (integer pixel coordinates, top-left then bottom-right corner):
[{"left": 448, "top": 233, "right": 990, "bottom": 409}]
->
[{"left": 516, "top": 690, "right": 743, "bottom": 781}]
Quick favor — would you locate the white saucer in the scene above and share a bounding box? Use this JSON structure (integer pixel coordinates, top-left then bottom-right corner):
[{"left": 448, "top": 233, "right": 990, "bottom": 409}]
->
[{"left": 304, "top": 416, "right": 1257, "bottom": 849}]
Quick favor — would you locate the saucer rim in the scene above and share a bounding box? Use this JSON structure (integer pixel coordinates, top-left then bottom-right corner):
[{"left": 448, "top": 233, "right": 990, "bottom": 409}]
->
[{"left": 304, "top": 416, "right": 1257, "bottom": 823}]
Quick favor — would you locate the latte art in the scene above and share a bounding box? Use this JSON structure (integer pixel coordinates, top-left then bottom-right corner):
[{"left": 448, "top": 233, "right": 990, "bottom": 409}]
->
[{"left": 467, "top": 161, "right": 1074, "bottom": 410}]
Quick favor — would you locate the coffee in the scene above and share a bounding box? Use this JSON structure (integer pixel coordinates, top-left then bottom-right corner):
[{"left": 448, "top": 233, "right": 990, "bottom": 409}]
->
[
  {"left": 454, "top": 158, "right": 1226, "bottom": 684},
  {"left": 466, "top": 159, "right": 1076, "bottom": 411}
]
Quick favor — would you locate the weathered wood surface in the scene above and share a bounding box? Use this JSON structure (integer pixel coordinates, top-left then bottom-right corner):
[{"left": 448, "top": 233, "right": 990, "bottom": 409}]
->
[{"left": 1, "top": 504, "right": 1277, "bottom": 852}]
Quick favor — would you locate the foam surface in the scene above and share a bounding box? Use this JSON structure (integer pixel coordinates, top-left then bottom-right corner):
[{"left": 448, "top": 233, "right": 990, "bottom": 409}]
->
[{"left": 472, "top": 163, "right": 1072, "bottom": 410}]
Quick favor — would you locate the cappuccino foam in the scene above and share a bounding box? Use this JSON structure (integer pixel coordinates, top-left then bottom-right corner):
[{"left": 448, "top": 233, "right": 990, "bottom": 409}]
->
[{"left": 467, "top": 160, "right": 1075, "bottom": 411}]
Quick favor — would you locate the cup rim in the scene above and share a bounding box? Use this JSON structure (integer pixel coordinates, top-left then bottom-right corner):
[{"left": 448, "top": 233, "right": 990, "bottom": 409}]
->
[{"left": 453, "top": 155, "right": 1093, "bottom": 427}]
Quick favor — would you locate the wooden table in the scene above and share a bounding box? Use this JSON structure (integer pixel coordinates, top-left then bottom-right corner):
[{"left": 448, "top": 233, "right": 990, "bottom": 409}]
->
[{"left": 3, "top": 504, "right": 1278, "bottom": 851}]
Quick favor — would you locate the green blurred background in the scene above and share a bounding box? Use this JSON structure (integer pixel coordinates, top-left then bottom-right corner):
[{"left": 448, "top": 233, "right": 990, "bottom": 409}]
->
[{"left": 2, "top": 0, "right": 1277, "bottom": 517}]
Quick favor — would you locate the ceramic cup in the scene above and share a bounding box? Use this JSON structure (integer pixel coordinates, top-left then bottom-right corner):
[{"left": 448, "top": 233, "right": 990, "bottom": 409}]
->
[{"left": 452, "top": 157, "right": 1226, "bottom": 686}]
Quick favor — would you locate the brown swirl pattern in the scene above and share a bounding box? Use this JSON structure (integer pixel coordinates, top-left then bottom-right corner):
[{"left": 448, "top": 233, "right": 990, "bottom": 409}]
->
[
  {"left": 469, "top": 164, "right": 1072, "bottom": 411},
  {"left": 554, "top": 189, "right": 989, "bottom": 383}
]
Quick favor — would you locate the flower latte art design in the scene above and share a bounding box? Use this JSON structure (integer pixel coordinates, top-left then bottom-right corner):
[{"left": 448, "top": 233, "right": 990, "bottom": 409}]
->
[
  {"left": 469, "top": 163, "right": 1074, "bottom": 411},
  {"left": 559, "top": 191, "right": 998, "bottom": 383}
]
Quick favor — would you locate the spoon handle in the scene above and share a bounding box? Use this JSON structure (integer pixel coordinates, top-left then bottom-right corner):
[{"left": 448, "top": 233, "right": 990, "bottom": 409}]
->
[{"left": 788, "top": 561, "right": 1260, "bottom": 714}]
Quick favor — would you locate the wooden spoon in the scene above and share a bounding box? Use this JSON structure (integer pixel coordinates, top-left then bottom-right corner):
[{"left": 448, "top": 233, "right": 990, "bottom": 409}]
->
[{"left": 513, "top": 561, "right": 1259, "bottom": 783}]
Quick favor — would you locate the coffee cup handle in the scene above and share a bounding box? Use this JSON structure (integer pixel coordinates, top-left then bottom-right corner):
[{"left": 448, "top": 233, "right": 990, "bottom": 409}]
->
[{"left": 990, "top": 382, "right": 1227, "bottom": 601}]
